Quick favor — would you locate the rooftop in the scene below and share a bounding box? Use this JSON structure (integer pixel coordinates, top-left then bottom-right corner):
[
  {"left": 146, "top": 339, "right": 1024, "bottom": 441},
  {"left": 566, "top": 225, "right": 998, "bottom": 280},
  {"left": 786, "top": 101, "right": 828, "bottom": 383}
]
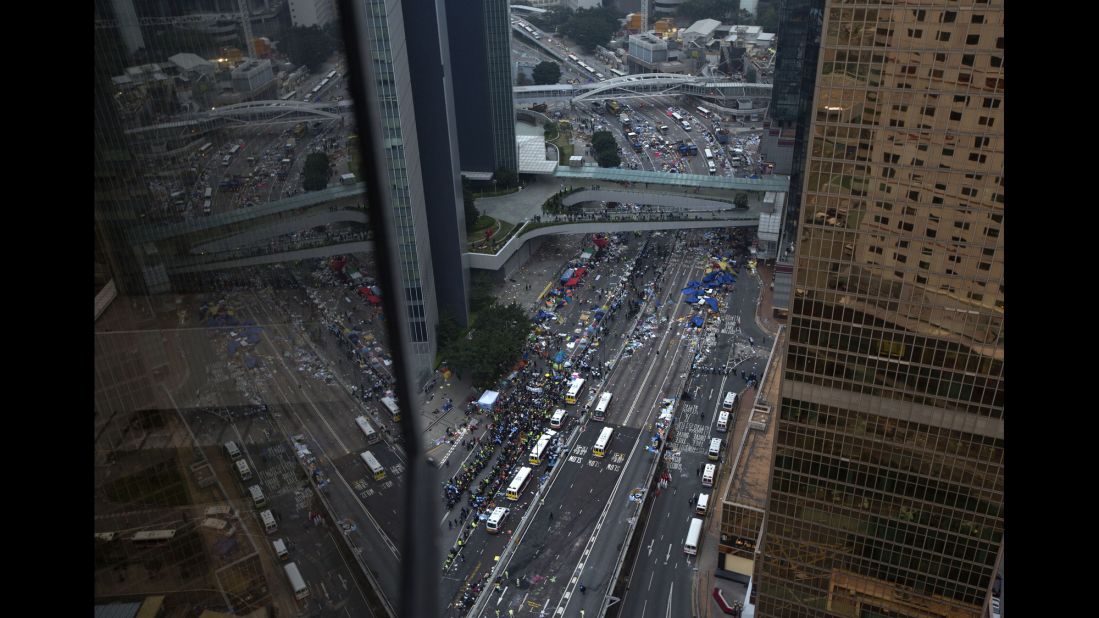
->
[{"left": 685, "top": 18, "right": 721, "bottom": 37}]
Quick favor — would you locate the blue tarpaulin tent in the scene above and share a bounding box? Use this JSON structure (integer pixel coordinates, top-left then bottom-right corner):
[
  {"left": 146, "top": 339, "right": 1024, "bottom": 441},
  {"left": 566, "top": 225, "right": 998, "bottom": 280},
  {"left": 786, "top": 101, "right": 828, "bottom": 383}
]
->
[
  {"left": 705, "top": 297, "right": 719, "bottom": 312},
  {"left": 690, "top": 316, "right": 704, "bottom": 327}
]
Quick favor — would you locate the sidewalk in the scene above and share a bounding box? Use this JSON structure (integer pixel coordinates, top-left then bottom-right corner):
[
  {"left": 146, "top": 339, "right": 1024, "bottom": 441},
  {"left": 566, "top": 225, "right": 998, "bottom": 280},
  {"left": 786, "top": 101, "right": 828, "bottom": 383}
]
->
[{"left": 753, "top": 262, "right": 781, "bottom": 337}]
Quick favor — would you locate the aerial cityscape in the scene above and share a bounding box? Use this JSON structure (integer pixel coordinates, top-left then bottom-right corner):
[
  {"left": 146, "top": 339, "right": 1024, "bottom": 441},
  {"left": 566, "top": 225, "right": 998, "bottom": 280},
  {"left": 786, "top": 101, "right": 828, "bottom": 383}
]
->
[{"left": 93, "top": 0, "right": 1003, "bottom": 617}]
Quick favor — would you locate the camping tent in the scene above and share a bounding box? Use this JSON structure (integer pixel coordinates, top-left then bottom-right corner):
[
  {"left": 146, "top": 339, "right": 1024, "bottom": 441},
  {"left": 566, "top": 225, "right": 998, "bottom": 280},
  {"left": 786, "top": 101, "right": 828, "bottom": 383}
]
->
[{"left": 477, "top": 390, "right": 500, "bottom": 411}]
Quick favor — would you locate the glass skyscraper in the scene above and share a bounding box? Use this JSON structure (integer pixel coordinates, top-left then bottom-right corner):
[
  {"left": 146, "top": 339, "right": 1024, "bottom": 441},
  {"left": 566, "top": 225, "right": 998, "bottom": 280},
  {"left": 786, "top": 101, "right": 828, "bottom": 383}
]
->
[
  {"left": 756, "top": 2, "right": 1004, "bottom": 617},
  {"left": 446, "top": 0, "right": 518, "bottom": 176}
]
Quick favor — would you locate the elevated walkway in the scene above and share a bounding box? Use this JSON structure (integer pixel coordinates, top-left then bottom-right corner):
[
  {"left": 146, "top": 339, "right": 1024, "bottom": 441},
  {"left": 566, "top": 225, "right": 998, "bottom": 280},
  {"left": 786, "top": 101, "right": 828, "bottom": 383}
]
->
[{"left": 555, "top": 167, "right": 789, "bottom": 193}]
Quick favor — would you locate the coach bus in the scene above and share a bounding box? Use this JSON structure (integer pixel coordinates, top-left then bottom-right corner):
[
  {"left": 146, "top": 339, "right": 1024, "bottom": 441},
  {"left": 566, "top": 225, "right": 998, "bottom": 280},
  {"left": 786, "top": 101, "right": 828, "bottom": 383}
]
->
[
  {"left": 565, "top": 378, "right": 585, "bottom": 405},
  {"left": 529, "top": 430, "right": 558, "bottom": 466},
  {"left": 355, "top": 415, "right": 380, "bottom": 444},
  {"left": 684, "top": 517, "right": 704, "bottom": 555},
  {"left": 360, "top": 450, "right": 385, "bottom": 480},
  {"left": 593, "top": 426, "right": 614, "bottom": 458},
  {"left": 506, "top": 466, "right": 533, "bottom": 501},
  {"left": 593, "top": 391, "right": 612, "bottom": 421}
]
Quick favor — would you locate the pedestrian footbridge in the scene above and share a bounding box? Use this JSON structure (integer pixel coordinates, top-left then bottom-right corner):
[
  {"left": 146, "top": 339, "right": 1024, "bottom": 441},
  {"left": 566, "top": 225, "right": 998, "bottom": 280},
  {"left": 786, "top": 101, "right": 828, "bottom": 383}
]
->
[{"left": 514, "top": 73, "right": 771, "bottom": 109}]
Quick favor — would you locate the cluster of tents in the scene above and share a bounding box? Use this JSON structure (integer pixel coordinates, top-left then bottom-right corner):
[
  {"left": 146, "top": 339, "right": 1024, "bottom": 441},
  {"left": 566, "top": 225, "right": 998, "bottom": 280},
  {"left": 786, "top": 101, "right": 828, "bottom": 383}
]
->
[{"left": 680, "top": 260, "right": 738, "bottom": 328}]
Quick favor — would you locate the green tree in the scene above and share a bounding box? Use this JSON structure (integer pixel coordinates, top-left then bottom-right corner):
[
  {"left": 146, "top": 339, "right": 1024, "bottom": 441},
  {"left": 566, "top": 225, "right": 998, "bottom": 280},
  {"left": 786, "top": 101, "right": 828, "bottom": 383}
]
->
[
  {"left": 443, "top": 302, "right": 530, "bottom": 385},
  {"left": 516, "top": 71, "right": 531, "bottom": 86},
  {"left": 756, "top": 3, "right": 780, "bottom": 33},
  {"left": 734, "top": 193, "right": 749, "bottom": 208},
  {"left": 464, "top": 187, "right": 480, "bottom": 232},
  {"left": 302, "top": 152, "right": 331, "bottom": 191},
  {"left": 493, "top": 167, "right": 518, "bottom": 189},
  {"left": 746, "top": 65, "right": 758, "bottom": 83},
  {"left": 591, "top": 130, "right": 616, "bottom": 151},
  {"left": 532, "top": 6, "right": 573, "bottom": 30},
  {"left": 560, "top": 7, "right": 622, "bottom": 53},
  {"left": 596, "top": 150, "right": 622, "bottom": 168},
  {"left": 532, "top": 61, "right": 562, "bottom": 85},
  {"left": 284, "top": 26, "right": 336, "bottom": 71},
  {"left": 437, "top": 311, "right": 463, "bottom": 350}
]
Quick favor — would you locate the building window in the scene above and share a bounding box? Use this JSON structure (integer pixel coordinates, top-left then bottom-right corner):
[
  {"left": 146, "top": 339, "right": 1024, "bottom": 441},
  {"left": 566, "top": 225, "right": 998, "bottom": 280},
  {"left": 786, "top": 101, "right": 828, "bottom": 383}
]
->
[
  {"left": 979, "top": 262, "right": 992, "bottom": 271},
  {"left": 937, "top": 31, "right": 951, "bottom": 42},
  {"left": 893, "top": 252, "right": 908, "bottom": 263},
  {"left": 954, "top": 95, "right": 969, "bottom": 104},
  {"left": 942, "top": 11, "right": 957, "bottom": 22},
  {"left": 985, "top": 227, "right": 1000, "bottom": 238},
  {"left": 968, "top": 292, "right": 984, "bottom": 302},
  {"left": 936, "top": 52, "right": 947, "bottom": 62},
  {"left": 949, "top": 111, "right": 962, "bottom": 121},
  {"left": 983, "top": 247, "right": 995, "bottom": 256},
  {"left": 962, "top": 54, "right": 975, "bottom": 66},
  {"left": 929, "top": 214, "right": 940, "bottom": 223},
  {"left": 942, "top": 148, "right": 955, "bottom": 157},
  {"left": 983, "top": 97, "right": 1001, "bottom": 108},
  {"left": 990, "top": 213, "right": 1003, "bottom": 223},
  {"left": 916, "top": 274, "right": 928, "bottom": 284},
  {"left": 969, "top": 153, "right": 988, "bottom": 163},
  {"left": 966, "top": 34, "right": 981, "bottom": 45},
  {"left": 990, "top": 56, "right": 1003, "bottom": 68},
  {"left": 972, "top": 14, "right": 985, "bottom": 23},
  {"left": 926, "top": 228, "right": 937, "bottom": 238},
  {"left": 907, "top": 29, "right": 924, "bottom": 38},
  {"left": 996, "top": 36, "right": 1004, "bottom": 49},
  {"left": 919, "top": 260, "right": 931, "bottom": 270},
  {"left": 954, "top": 221, "right": 970, "bottom": 230},
  {"left": 899, "top": 221, "right": 914, "bottom": 232},
  {"left": 922, "top": 247, "right": 933, "bottom": 256},
  {"left": 908, "top": 190, "right": 920, "bottom": 200}
]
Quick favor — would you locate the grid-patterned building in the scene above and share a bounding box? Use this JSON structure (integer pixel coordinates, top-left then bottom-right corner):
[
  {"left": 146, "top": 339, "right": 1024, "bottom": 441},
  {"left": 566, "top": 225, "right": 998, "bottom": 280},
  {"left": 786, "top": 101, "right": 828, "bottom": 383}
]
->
[{"left": 756, "top": 2, "right": 1004, "bottom": 617}]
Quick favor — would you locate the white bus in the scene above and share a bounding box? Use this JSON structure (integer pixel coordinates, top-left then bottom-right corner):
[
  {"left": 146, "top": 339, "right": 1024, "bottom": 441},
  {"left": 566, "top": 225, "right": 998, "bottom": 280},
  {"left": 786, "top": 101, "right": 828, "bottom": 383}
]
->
[
  {"left": 204, "top": 186, "right": 213, "bottom": 199},
  {"left": 486, "top": 507, "right": 510, "bottom": 534},
  {"left": 702, "top": 463, "right": 716, "bottom": 487},
  {"left": 236, "top": 459, "right": 252, "bottom": 481},
  {"left": 704, "top": 148, "right": 713, "bottom": 159},
  {"left": 671, "top": 112, "right": 684, "bottom": 122},
  {"left": 695, "top": 493, "right": 710, "bottom": 516},
  {"left": 326, "top": 70, "right": 337, "bottom": 80},
  {"left": 568, "top": 54, "right": 579, "bottom": 62},
  {"left": 506, "top": 466, "right": 533, "bottom": 501},
  {"left": 380, "top": 396, "right": 401, "bottom": 421},
  {"left": 593, "top": 426, "right": 614, "bottom": 458},
  {"left": 722, "top": 392, "right": 738, "bottom": 411},
  {"left": 202, "top": 199, "right": 212, "bottom": 215},
  {"left": 199, "top": 142, "right": 213, "bottom": 154},
  {"left": 280, "top": 91, "right": 297, "bottom": 100},
  {"left": 716, "top": 410, "right": 730, "bottom": 432},
  {"left": 696, "top": 106, "right": 712, "bottom": 117},
  {"left": 228, "top": 144, "right": 241, "bottom": 156},
  {"left": 684, "top": 517, "right": 704, "bottom": 555},
  {"left": 565, "top": 378, "right": 585, "bottom": 405},
  {"left": 529, "top": 430, "right": 558, "bottom": 466},
  {"left": 260, "top": 509, "right": 278, "bottom": 533},
  {"left": 360, "top": 450, "right": 386, "bottom": 480},
  {"left": 355, "top": 415, "right": 380, "bottom": 444},
  {"left": 610, "top": 68, "right": 627, "bottom": 77},
  {"left": 284, "top": 562, "right": 310, "bottom": 600},
  {"left": 708, "top": 438, "right": 722, "bottom": 461},
  {"left": 593, "top": 391, "right": 613, "bottom": 421},
  {"left": 131, "top": 530, "right": 176, "bottom": 546},
  {"left": 550, "top": 408, "right": 568, "bottom": 429},
  {"left": 249, "top": 484, "right": 267, "bottom": 508}
]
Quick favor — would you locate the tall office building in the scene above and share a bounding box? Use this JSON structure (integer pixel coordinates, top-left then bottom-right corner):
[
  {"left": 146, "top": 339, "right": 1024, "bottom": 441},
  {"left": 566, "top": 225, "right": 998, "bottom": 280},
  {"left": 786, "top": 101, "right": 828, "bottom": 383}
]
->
[
  {"left": 756, "top": 2, "right": 1004, "bottom": 617},
  {"left": 356, "top": 0, "right": 469, "bottom": 380},
  {"left": 445, "top": 0, "right": 519, "bottom": 177}
]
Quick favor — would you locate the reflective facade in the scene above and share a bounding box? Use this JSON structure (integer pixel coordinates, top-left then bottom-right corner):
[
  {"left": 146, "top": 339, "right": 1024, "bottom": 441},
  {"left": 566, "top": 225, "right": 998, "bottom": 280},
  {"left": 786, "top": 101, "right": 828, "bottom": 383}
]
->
[
  {"left": 757, "top": 2, "right": 1005, "bottom": 617},
  {"left": 446, "top": 0, "right": 519, "bottom": 176}
]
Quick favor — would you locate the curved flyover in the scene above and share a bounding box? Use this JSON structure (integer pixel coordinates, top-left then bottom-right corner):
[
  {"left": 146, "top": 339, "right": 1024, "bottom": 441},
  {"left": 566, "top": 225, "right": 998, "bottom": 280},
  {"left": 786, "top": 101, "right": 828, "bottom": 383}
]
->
[
  {"left": 561, "top": 189, "right": 736, "bottom": 210},
  {"left": 189, "top": 208, "right": 369, "bottom": 254},
  {"left": 466, "top": 212, "right": 759, "bottom": 271}
]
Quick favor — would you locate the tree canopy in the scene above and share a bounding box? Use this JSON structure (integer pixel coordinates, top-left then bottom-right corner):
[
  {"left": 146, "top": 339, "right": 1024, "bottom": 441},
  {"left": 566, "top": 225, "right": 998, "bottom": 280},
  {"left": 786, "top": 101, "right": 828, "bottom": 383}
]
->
[
  {"left": 461, "top": 178, "right": 480, "bottom": 232},
  {"left": 756, "top": 3, "right": 780, "bottom": 33},
  {"left": 492, "top": 167, "right": 518, "bottom": 189},
  {"left": 559, "top": 7, "right": 622, "bottom": 53},
  {"left": 532, "top": 61, "right": 562, "bottom": 85},
  {"left": 302, "top": 152, "right": 331, "bottom": 191},
  {"left": 441, "top": 302, "right": 530, "bottom": 385},
  {"left": 589, "top": 130, "right": 621, "bottom": 167}
]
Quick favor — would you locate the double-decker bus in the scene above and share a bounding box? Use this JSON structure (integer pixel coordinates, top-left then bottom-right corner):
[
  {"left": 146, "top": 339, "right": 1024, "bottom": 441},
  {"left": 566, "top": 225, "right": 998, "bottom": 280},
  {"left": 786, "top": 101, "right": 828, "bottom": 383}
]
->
[
  {"left": 696, "top": 106, "right": 712, "bottom": 117},
  {"left": 506, "top": 466, "right": 533, "bottom": 501},
  {"left": 593, "top": 391, "right": 612, "bottom": 421},
  {"left": 565, "top": 378, "right": 585, "bottom": 405},
  {"left": 528, "top": 429, "right": 558, "bottom": 466},
  {"left": 610, "top": 68, "right": 627, "bottom": 77},
  {"left": 593, "top": 426, "right": 614, "bottom": 458}
]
